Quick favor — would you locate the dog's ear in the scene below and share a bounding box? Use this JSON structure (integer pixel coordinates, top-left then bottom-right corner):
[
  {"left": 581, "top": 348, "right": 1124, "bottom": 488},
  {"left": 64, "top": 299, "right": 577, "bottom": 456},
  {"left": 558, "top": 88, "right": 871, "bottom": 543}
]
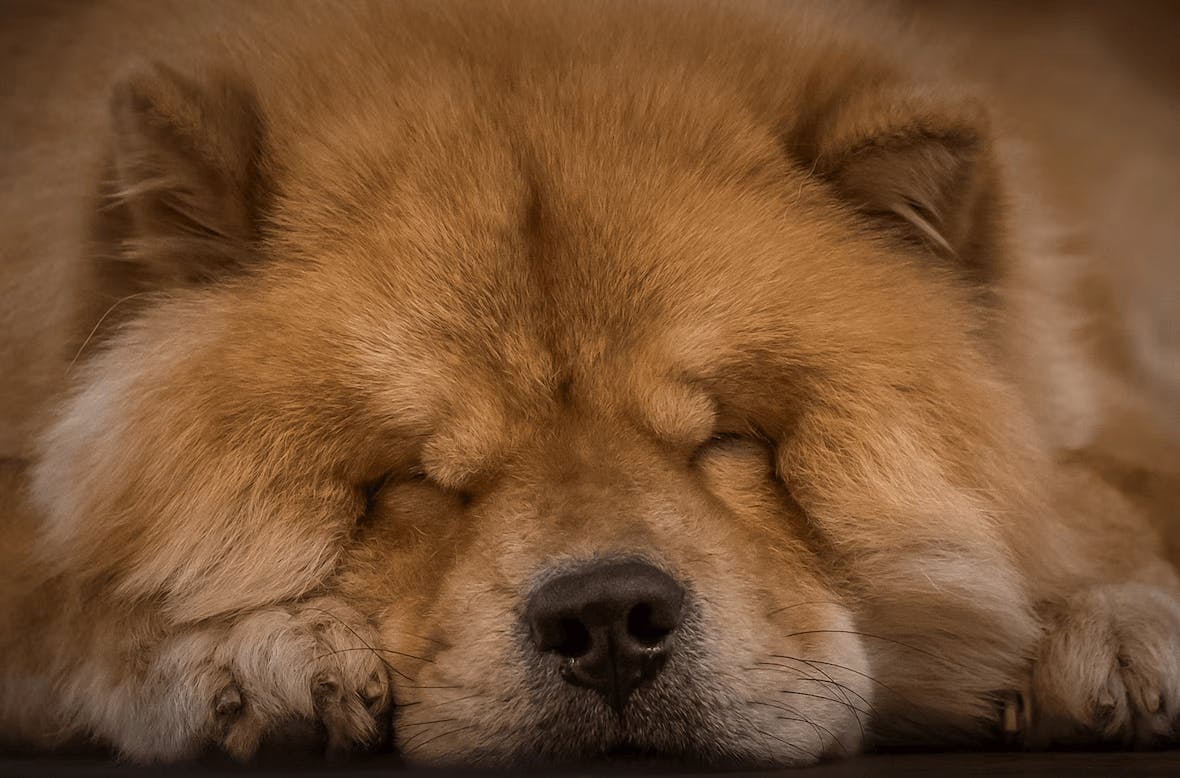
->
[
  {"left": 800, "top": 88, "right": 1002, "bottom": 278},
  {"left": 107, "top": 61, "right": 266, "bottom": 286}
]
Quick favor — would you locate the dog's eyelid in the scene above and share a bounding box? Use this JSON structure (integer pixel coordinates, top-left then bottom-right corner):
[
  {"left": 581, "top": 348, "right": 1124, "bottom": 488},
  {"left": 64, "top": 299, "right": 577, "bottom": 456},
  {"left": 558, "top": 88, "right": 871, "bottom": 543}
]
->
[
  {"left": 698, "top": 432, "right": 740, "bottom": 451},
  {"left": 691, "top": 429, "right": 754, "bottom": 460},
  {"left": 356, "top": 466, "right": 478, "bottom": 523},
  {"left": 355, "top": 465, "right": 429, "bottom": 519},
  {"left": 363, "top": 470, "right": 392, "bottom": 493},
  {"left": 692, "top": 417, "right": 777, "bottom": 459},
  {"left": 359, "top": 469, "right": 393, "bottom": 505}
]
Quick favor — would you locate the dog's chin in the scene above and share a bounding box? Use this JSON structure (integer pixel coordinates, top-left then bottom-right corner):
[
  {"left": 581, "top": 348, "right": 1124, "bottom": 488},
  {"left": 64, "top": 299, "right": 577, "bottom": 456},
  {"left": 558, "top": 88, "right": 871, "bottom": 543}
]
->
[{"left": 407, "top": 717, "right": 816, "bottom": 771}]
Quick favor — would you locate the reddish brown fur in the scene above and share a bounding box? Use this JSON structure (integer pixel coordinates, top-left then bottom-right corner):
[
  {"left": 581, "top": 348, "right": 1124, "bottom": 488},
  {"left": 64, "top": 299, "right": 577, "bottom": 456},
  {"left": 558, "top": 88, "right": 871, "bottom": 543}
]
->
[{"left": 1, "top": 0, "right": 1177, "bottom": 766}]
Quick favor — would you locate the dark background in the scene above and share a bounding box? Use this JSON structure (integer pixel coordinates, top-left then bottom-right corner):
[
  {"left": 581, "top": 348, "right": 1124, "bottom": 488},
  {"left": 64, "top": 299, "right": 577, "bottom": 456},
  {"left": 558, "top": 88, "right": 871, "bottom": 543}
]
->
[{"left": 2, "top": 751, "right": 1180, "bottom": 777}]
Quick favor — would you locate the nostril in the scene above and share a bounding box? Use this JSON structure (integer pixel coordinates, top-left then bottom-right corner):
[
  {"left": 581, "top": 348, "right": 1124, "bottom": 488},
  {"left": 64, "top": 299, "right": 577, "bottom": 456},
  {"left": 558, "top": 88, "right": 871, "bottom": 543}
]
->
[
  {"left": 626, "top": 602, "right": 673, "bottom": 646},
  {"left": 554, "top": 617, "right": 592, "bottom": 658},
  {"left": 530, "top": 613, "right": 592, "bottom": 656}
]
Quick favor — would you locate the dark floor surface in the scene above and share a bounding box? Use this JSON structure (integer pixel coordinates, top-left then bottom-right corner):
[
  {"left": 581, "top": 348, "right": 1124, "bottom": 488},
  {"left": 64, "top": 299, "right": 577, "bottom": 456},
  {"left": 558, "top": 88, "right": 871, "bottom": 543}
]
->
[{"left": 2, "top": 751, "right": 1179, "bottom": 777}]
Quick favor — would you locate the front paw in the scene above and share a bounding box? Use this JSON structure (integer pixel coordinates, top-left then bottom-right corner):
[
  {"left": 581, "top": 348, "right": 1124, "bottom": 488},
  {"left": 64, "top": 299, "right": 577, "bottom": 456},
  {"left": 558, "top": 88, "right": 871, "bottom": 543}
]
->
[
  {"left": 1029, "top": 583, "right": 1180, "bottom": 747},
  {"left": 113, "top": 598, "right": 392, "bottom": 762}
]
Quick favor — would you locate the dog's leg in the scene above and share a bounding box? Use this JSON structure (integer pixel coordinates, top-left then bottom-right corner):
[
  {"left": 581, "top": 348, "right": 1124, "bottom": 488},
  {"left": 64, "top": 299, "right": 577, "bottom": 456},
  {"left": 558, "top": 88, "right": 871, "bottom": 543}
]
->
[
  {"left": 89, "top": 597, "right": 392, "bottom": 762},
  {"left": 2, "top": 571, "right": 391, "bottom": 762}
]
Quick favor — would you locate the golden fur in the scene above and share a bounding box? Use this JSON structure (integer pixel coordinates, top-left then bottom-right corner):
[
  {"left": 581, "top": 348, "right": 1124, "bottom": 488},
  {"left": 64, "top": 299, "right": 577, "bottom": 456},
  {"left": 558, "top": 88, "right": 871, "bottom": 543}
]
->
[{"left": 1, "top": 0, "right": 1178, "bottom": 766}]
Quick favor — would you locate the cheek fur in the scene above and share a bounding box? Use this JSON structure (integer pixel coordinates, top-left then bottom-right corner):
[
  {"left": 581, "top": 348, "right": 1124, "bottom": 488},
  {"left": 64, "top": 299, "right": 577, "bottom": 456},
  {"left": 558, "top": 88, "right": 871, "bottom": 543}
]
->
[{"left": 32, "top": 320, "right": 363, "bottom": 623}]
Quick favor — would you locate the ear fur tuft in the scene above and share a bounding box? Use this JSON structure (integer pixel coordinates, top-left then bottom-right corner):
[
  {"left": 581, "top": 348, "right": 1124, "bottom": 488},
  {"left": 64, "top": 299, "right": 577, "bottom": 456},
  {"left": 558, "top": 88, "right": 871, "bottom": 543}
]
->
[
  {"left": 106, "top": 61, "right": 266, "bottom": 286},
  {"left": 804, "top": 88, "right": 1002, "bottom": 277}
]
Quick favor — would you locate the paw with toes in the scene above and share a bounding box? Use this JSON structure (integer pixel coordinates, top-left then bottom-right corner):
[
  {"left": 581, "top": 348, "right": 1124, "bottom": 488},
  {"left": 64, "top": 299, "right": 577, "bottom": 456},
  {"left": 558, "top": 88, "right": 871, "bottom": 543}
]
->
[
  {"left": 1030, "top": 583, "right": 1180, "bottom": 747},
  {"left": 115, "top": 598, "right": 392, "bottom": 762}
]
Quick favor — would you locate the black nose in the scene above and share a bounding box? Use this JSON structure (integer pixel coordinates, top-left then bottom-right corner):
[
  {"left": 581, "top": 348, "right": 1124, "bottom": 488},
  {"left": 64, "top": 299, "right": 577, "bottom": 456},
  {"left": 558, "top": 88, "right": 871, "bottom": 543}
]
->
[{"left": 525, "top": 558, "right": 685, "bottom": 713}]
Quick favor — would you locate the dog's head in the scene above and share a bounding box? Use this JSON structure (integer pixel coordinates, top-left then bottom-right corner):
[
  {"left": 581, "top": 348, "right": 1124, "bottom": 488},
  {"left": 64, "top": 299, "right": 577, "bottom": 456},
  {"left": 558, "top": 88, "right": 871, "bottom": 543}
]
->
[{"left": 34, "top": 4, "right": 1046, "bottom": 766}]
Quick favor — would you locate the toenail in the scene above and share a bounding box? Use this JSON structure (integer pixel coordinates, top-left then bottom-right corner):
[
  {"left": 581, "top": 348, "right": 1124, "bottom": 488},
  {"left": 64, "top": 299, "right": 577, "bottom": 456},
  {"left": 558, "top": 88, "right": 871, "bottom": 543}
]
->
[{"left": 214, "top": 685, "right": 243, "bottom": 719}]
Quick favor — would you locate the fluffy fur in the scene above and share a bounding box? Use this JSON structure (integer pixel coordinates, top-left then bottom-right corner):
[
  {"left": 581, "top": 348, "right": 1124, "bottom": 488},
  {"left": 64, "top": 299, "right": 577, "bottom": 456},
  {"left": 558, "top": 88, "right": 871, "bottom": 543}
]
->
[{"left": 1, "top": 0, "right": 1178, "bottom": 766}]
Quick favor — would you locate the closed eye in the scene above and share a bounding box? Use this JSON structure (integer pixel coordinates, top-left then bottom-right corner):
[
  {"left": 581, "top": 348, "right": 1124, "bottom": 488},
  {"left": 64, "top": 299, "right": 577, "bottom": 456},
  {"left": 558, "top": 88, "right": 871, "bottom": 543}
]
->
[
  {"left": 356, "top": 468, "right": 473, "bottom": 524},
  {"left": 703, "top": 431, "right": 748, "bottom": 447},
  {"left": 691, "top": 429, "right": 768, "bottom": 464},
  {"left": 358, "top": 471, "right": 393, "bottom": 522}
]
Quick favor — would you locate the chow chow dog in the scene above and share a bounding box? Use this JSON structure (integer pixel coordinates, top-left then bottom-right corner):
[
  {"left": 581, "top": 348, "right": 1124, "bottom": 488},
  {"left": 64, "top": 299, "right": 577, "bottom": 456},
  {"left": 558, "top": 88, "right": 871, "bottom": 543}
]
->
[{"left": 2, "top": 0, "right": 1178, "bottom": 767}]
